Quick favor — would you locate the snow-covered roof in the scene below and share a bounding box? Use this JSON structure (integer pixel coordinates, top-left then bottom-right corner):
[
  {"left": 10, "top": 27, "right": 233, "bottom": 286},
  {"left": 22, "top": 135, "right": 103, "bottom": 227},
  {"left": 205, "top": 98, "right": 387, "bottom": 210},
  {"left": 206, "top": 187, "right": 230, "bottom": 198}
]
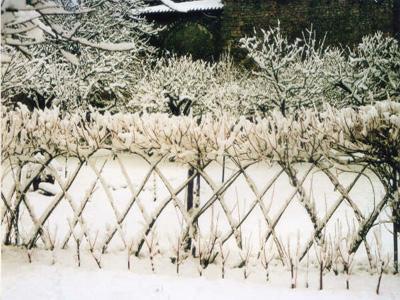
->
[{"left": 133, "top": 0, "right": 224, "bottom": 15}]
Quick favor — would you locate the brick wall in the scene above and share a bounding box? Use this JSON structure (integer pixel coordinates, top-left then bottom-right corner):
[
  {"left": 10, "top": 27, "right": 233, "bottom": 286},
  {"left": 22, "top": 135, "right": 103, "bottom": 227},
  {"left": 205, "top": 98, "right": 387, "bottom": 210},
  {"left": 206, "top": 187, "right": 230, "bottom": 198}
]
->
[
  {"left": 146, "top": 0, "right": 394, "bottom": 60},
  {"left": 221, "top": 0, "right": 394, "bottom": 50}
]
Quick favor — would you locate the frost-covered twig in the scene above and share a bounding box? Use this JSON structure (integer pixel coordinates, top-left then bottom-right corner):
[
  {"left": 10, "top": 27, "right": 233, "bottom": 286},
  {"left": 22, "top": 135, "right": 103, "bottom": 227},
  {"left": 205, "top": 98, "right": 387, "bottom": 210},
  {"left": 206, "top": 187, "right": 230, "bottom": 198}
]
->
[
  {"left": 171, "top": 234, "right": 186, "bottom": 275},
  {"left": 260, "top": 240, "right": 274, "bottom": 283},
  {"left": 45, "top": 225, "right": 58, "bottom": 265},
  {"left": 305, "top": 250, "right": 310, "bottom": 288},
  {"left": 314, "top": 233, "right": 333, "bottom": 290},
  {"left": 127, "top": 239, "right": 135, "bottom": 271},
  {"left": 197, "top": 225, "right": 219, "bottom": 276},
  {"left": 145, "top": 230, "right": 159, "bottom": 273},
  {"left": 374, "top": 229, "right": 390, "bottom": 295},
  {"left": 87, "top": 230, "right": 102, "bottom": 269},
  {"left": 68, "top": 220, "right": 83, "bottom": 267},
  {"left": 219, "top": 241, "right": 230, "bottom": 279},
  {"left": 281, "top": 233, "right": 301, "bottom": 289},
  {"left": 238, "top": 235, "right": 252, "bottom": 280},
  {"left": 334, "top": 221, "right": 356, "bottom": 290}
]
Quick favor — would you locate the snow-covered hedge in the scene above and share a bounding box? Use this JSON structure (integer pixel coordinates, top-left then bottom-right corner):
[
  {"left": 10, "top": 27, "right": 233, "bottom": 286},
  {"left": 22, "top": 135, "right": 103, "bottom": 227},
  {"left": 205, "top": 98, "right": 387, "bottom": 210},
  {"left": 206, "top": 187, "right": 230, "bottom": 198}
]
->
[{"left": 3, "top": 101, "right": 399, "bottom": 166}]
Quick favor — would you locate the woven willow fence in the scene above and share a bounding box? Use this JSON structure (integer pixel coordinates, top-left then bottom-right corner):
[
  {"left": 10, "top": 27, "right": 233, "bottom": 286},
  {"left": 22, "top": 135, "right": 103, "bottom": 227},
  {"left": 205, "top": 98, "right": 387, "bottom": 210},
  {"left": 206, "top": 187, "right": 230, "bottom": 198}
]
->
[{"left": 1, "top": 102, "right": 399, "bottom": 270}]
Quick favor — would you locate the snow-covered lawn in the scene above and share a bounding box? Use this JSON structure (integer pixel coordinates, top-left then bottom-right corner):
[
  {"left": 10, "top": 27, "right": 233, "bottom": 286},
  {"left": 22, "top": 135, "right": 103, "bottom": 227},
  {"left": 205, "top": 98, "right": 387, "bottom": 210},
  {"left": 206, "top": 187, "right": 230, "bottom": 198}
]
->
[{"left": 2, "top": 246, "right": 399, "bottom": 300}]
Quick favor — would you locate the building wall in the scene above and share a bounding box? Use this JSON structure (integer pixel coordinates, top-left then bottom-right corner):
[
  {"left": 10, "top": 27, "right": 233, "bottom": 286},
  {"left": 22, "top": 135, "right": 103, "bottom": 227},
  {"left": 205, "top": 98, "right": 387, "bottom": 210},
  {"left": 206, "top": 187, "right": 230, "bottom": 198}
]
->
[
  {"left": 221, "top": 0, "right": 394, "bottom": 51},
  {"left": 146, "top": 0, "right": 395, "bottom": 60}
]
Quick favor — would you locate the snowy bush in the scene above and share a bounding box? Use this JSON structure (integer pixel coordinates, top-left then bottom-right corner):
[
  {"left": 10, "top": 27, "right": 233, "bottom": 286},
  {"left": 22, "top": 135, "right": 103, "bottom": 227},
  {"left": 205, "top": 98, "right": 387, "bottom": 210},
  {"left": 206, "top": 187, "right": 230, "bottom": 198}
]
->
[
  {"left": 125, "top": 27, "right": 400, "bottom": 118},
  {"left": 128, "top": 56, "right": 218, "bottom": 116},
  {"left": 342, "top": 32, "right": 400, "bottom": 106},
  {"left": 128, "top": 55, "right": 258, "bottom": 117},
  {"left": 240, "top": 26, "right": 400, "bottom": 115},
  {"left": 3, "top": 12, "right": 398, "bottom": 116},
  {"left": 240, "top": 26, "right": 335, "bottom": 115}
]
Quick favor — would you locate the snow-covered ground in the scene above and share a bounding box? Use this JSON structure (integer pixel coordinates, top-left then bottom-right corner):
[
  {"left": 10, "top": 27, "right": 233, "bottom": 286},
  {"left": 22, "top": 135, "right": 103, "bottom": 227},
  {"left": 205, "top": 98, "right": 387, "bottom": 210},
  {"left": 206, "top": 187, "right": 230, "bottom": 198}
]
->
[
  {"left": 2, "top": 155, "right": 399, "bottom": 299},
  {"left": 2, "top": 246, "right": 400, "bottom": 300}
]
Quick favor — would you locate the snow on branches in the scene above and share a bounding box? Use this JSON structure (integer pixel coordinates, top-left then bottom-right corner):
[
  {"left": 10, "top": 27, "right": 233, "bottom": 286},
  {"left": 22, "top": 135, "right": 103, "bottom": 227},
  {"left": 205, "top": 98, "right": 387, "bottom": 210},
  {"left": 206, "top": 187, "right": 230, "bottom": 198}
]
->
[
  {"left": 1, "top": 0, "right": 159, "bottom": 111},
  {"left": 2, "top": 102, "right": 399, "bottom": 269},
  {"left": 2, "top": 101, "right": 399, "bottom": 166},
  {"left": 127, "top": 55, "right": 257, "bottom": 117},
  {"left": 344, "top": 33, "right": 400, "bottom": 106},
  {"left": 240, "top": 25, "right": 335, "bottom": 115},
  {"left": 123, "top": 27, "right": 400, "bottom": 118},
  {"left": 240, "top": 25, "right": 400, "bottom": 115},
  {"left": 128, "top": 56, "right": 219, "bottom": 116},
  {"left": 2, "top": 20, "right": 398, "bottom": 116},
  {"left": 1, "top": 0, "right": 154, "bottom": 51}
]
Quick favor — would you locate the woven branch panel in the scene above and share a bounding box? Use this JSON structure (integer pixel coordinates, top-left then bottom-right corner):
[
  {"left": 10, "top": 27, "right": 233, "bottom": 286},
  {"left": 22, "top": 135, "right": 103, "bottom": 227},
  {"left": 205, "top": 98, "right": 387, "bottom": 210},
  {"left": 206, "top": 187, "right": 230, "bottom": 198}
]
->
[{"left": 1, "top": 152, "right": 389, "bottom": 262}]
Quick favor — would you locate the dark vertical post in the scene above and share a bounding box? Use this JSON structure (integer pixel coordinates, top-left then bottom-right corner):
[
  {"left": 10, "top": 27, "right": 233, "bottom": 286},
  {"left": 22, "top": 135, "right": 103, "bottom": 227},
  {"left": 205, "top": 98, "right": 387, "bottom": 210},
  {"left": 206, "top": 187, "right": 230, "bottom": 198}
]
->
[
  {"left": 186, "top": 167, "right": 194, "bottom": 211},
  {"left": 393, "top": 170, "right": 399, "bottom": 274},
  {"left": 222, "top": 155, "right": 226, "bottom": 183},
  {"left": 185, "top": 167, "right": 195, "bottom": 252},
  {"left": 196, "top": 168, "right": 201, "bottom": 209},
  {"left": 394, "top": 220, "right": 398, "bottom": 274},
  {"left": 194, "top": 162, "right": 201, "bottom": 257}
]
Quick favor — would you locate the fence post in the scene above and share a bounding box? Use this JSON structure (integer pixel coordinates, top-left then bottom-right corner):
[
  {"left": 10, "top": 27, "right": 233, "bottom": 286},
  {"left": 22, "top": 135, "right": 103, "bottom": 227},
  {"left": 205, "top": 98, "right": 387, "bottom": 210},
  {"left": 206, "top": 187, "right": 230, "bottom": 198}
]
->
[
  {"left": 393, "top": 170, "right": 399, "bottom": 274},
  {"left": 394, "top": 214, "right": 398, "bottom": 274},
  {"left": 185, "top": 166, "right": 195, "bottom": 254},
  {"left": 187, "top": 167, "right": 195, "bottom": 212},
  {"left": 222, "top": 155, "right": 226, "bottom": 183}
]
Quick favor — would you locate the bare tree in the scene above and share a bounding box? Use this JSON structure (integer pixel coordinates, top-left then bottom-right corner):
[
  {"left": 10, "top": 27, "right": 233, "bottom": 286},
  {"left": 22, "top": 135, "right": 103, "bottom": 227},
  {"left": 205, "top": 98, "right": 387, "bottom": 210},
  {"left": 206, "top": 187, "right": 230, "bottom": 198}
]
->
[
  {"left": 1, "top": 0, "right": 159, "bottom": 111},
  {"left": 240, "top": 26, "right": 400, "bottom": 115}
]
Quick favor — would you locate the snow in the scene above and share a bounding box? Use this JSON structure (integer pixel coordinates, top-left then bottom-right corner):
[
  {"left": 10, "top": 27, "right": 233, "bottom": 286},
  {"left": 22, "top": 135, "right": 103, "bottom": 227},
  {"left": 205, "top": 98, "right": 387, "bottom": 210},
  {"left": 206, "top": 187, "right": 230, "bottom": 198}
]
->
[
  {"left": 1, "top": 0, "right": 27, "bottom": 10},
  {"left": 69, "top": 38, "right": 137, "bottom": 51},
  {"left": 60, "top": 50, "right": 80, "bottom": 65},
  {"left": 2, "top": 247, "right": 400, "bottom": 300},
  {"left": 134, "top": 0, "right": 224, "bottom": 15},
  {"left": 38, "top": 182, "right": 60, "bottom": 196}
]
